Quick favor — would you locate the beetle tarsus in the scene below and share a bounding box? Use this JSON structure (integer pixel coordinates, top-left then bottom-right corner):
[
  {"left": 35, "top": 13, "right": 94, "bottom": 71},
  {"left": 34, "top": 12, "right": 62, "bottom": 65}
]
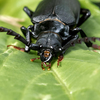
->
[
  {"left": 41, "top": 62, "right": 45, "bottom": 70},
  {"left": 41, "top": 62, "right": 51, "bottom": 70},
  {"left": 92, "top": 44, "right": 100, "bottom": 49},
  {"left": 48, "top": 63, "right": 51, "bottom": 70},
  {"left": 30, "top": 58, "right": 40, "bottom": 62},
  {"left": 0, "top": 27, "right": 4, "bottom": 31},
  {"left": 7, "top": 45, "right": 25, "bottom": 52},
  {"left": 57, "top": 55, "right": 63, "bottom": 67}
]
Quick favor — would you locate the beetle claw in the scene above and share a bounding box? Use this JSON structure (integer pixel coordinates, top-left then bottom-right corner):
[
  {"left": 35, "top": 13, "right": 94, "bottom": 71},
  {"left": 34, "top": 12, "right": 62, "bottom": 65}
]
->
[
  {"left": 57, "top": 55, "right": 63, "bottom": 67},
  {"left": 48, "top": 67, "right": 51, "bottom": 71},
  {"left": 41, "top": 62, "right": 51, "bottom": 70},
  {"left": 41, "top": 62, "right": 45, "bottom": 70}
]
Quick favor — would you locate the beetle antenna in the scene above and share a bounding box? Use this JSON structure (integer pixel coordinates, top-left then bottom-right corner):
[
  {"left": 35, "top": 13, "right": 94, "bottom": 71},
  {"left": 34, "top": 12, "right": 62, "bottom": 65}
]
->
[
  {"left": 76, "top": 37, "right": 100, "bottom": 49},
  {"left": 62, "top": 37, "right": 100, "bottom": 51},
  {"left": 0, "top": 27, "right": 29, "bottom": 46},
  {"left": 72, "top": 37, "right": 100, "bottom": 49},
  {"left": 76, "top": 37, "right": 99, "bottom": 44}
]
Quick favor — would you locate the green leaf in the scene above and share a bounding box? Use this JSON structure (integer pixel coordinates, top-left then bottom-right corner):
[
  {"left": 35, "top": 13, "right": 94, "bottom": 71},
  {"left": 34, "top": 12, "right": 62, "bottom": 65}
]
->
[{"left": 0, "top": 0, "right": 100, "bottom": 100}]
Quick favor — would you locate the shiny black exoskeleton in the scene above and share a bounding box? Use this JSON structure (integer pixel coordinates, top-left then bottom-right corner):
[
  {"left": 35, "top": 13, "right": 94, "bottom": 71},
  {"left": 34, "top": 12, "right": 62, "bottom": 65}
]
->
[{"left": 0, "top": 0, "right": 95, "bottom": 70}]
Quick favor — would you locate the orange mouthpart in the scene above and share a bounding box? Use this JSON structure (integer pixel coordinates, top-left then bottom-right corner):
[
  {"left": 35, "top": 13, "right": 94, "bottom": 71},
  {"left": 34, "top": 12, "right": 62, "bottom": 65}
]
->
[{"left": 44, "top": 51, "right": 50, "bottom": 57}]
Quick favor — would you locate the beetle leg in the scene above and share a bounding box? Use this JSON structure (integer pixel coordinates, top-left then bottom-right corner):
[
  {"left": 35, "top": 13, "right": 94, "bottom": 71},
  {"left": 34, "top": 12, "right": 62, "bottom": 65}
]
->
[
  {"left": 0, "top": 27, "right": 29, "bottom": 46},
  {"left": 43, "top": 63, "right": 51, "bottom": 70},
  {"left": 30, "top": 58, "right": 40, "bottom": 62},
  {"left": 64, "top": 37, "right": 100, "bottom": 50},
  {"left": 48, "top": 63, "right": 51, "bottom": 71},
  {"left": 57, "top": 55, "right": 63, "bottom": 67},
  {"left": 72, "top": 27, "right": 93, "bottom": 47},
  {"left": 20, "top": 26, "right": 31, "bottom": 52},
  {"left": 31, "top": 58, "right": 47, "bottom": 70},
  {"left": 41, "top": 62, "right": 45, "bottom": 71},
  {"left": 77, "top": 9, "right": 91, "bottom": 27},
  {"left": 20, "top": 26, "right": 38, "bottom": 52},
  {"left": 7, "top": 45, "right": 25, "bottom": 52},
  {"left": 20, "top": 26, "right": 27, "bottom": 37},
  {"left": 62, "top": 35, "right": 78, "bottom": 53},
  {"left": 23, "top": 6, "right": 34, "bottom": 18},
  {"left": 92, "top": 44, "right": 100, "bottom": 49},
  {"left": 44, "top": 62, "right": 49, "bottom": 67}
]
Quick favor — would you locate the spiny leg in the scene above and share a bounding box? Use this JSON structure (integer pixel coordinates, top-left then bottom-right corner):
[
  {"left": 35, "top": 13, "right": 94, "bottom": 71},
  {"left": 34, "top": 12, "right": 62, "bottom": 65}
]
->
[
  {"left": 0, "top": 26, "right": 39, "bottom": 51},
  {"left": 0, "top": 27, "right": 29, "bottom": 46},
  {"left": 0, "top": 27, "right": 31, "bottom": 53},
  {"left": 63, "top": 37, "right": 100, "bottom": 50},
  {"left": 60, "top": 37, "right": 100, "bottom": 68},
  {"left": 77, "top": 37, "right": 100, "bottom": 52},
  {"left": 61, "top": 36, "right": 100, "bottom": 59}
]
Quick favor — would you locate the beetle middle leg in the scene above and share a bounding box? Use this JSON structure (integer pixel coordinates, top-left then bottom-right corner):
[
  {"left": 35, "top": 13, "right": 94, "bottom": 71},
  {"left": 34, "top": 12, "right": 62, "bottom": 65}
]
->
[
  {"left": 72, "top": 27, "right": 93, "bottom": 47},
  {"left": 72, "top": 8, "right": 92, "bottom": 47},
  {"left": 0, "top": 27, "right": 31, "bottom": 52},
  {"left": 21, "top": 25, "right": 38, "bottom": 52},
  {"left": 77, "top": 8, "right": 91, "bottom": 27},
  {"left": 21, "top": 26, "right": 31, "bottom": 52}
]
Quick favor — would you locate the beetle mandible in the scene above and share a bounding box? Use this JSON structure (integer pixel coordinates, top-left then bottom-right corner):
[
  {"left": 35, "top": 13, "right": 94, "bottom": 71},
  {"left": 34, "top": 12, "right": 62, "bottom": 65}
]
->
[{"left": 0, "top": 0, "right": 100, "bottom": 70}]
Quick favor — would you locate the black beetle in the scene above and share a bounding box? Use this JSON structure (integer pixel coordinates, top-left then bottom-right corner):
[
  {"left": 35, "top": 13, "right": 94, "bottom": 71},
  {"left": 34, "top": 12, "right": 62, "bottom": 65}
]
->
[{"left": 0, "top": 0, "right": 100, "bottom": 70}]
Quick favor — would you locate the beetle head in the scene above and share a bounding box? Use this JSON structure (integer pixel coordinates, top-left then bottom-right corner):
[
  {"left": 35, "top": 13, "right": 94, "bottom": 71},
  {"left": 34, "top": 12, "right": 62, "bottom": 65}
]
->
[{"left": 39, "top": 48, "right": 53, "bottom": 63}]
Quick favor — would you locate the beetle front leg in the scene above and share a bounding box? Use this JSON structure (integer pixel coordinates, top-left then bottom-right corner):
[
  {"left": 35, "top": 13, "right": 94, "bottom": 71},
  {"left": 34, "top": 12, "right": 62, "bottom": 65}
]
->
[
  {"left": 57, "top": 55, "right": 63, "bottom": 67},
  {"left": 7, "top": 45, "right": 25, "bottom": 52},
  {"left": 21, "top": 25, "right": 39, "bottom": 52},
  {"left": 21, "top": 26, "right": 31, "bottom": 52}
]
